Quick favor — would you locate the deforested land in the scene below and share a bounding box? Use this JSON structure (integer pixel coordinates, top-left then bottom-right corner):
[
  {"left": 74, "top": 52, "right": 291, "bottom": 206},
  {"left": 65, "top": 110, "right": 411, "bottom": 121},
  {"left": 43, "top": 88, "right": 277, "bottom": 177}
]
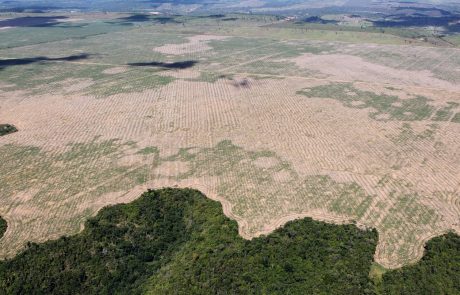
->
[{"left": 0, "top": 5, "right": 459, "bottom": 291}]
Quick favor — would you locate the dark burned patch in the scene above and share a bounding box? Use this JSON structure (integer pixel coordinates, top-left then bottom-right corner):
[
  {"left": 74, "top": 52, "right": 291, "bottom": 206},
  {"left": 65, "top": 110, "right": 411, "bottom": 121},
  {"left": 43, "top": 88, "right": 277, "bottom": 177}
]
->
[
  {"left": 0, "top": 124, "right": 18, "bottom": 136},
  {"left": 127, "top": 60, "right": 197, "bottom": 69},
  {"left": 0, "top": 54, "right": 91, "bottom": 69},
  {"left": 0, "top": 16, "right": 68, "bottom": 27}
]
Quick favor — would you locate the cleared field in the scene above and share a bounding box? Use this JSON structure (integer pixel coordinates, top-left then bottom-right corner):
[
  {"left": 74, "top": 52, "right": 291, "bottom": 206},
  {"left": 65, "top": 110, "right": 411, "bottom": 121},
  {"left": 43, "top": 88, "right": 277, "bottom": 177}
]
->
[{"left": 0, "top": 13, "right": 459, "bottom": 269}]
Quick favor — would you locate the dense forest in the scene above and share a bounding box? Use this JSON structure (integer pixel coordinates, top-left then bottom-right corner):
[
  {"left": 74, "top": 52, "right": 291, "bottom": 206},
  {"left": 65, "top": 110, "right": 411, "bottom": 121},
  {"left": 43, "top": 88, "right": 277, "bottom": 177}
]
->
[
  {"left": 379, "top": 232, "right": 460, "bottom": 295},
  {"left": 0, "top": 188, "right": 458, "bottom": 294},
  {"left": 0, "top": 216, "right": 6, "bottom": 239},
  {"left": 0, "top": 124, "right": 17, "bottom": 136}
]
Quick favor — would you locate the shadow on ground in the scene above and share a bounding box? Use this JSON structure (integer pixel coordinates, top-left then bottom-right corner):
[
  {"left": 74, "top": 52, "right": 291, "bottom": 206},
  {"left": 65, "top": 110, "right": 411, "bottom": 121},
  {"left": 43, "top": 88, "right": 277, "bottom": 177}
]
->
[
  {"left": 116, "top": 15, "right": 182, "bottom": 25},
  {"left": 0, "top": 16, "right": 69, "bottom": 27},
  {"left": 0, "top": 54, "right": 92, "bottom": 70},
  {"left": 127, "top": 60, "right": 197, "bottom": 69},
  {"left": 372, "top": 15, "right": 460, "bottom": 33}
]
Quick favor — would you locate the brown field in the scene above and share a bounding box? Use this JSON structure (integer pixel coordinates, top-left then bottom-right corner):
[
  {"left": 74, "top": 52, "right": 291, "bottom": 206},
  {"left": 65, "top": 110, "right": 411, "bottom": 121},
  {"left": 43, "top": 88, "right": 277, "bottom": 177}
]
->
[{"left": 0, "top": 13, "right": 459, "bottom": 269}]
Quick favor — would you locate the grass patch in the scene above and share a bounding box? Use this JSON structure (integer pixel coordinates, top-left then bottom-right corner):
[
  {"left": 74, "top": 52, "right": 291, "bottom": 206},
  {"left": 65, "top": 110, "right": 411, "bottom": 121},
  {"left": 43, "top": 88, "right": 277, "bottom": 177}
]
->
[
  {"left": 0, "top": 59, "right": 174, "bottom": 97},
  {"left": 161, "top": 140, "right": 374, "bottom": 233},
  {"left": 451, "top": 113, "right": 460, "bottom": 123},
  {"left": 137, "top": 146, "right": 159, "bottom": 155},
  {"left": 189, "top": 71, "right": 232, "bottom": 83},
  {"left": 298, "top": 83, "right": 443, "bottom": 122},
  {"left": 390, "top": 123, "right": 437, "bottom": 145},
  {"left": 0, "top": 138, "right": 156, "bottom": 257},
  {"left": 432, "top": 102, "right": 459, "bottom": 121},
  {"left": 0, "top": 22, "right": 132, "bottom": 50},
  {"left": 87, "top": 71, "right": 174, "bottom": 98}
]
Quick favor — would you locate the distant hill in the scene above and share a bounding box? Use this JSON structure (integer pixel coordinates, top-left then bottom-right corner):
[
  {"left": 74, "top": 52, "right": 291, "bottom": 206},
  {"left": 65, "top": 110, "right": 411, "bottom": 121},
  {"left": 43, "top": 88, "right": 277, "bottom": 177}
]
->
[{"left": 1, "top": 0, "right": 459, "bottom": 14}]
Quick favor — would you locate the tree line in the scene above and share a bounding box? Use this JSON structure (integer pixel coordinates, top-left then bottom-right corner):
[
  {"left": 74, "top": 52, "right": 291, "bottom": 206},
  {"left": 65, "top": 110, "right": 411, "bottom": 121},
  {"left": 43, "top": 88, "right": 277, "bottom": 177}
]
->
[{"left": 0, "top": 188, "right": 457, "bottom": 294}]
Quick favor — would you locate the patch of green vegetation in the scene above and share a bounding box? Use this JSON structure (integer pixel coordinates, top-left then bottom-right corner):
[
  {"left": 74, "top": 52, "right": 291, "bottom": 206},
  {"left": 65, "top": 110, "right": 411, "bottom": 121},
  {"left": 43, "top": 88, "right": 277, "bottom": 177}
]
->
[
  {"left": 0, "top": 217, "right": 6, "bottom": 239},
  {"left": 382, "top": 194, "right": 438, "bottom": 229},
  {"left": 369, "top": 262, "right": 388, "bottom": 286},
  {"left": 0, "top": 63, "right": 110, "bottom": 95},
  {"left": 137, "top": 146, "right": 159, "bottom": 155},
  {"left": 390, "top": 123, "right": 438, "bottom": 144},
  {"left": 0, "top": 124, "right": 17, "bottom": 136},
  {"left": 189, "top": 71, "right": 232, "bottom": 83},
  {"left": 0, "top": 188, "right": 378, "bottom": 294},
  {"left": 247, "top": 74, "right": 284, "bottom": 80},
  {"left": 432, "top": 102, "right": 459, "bottom": 121},
  {"left": 0, "top": 138, "right": 440, "bottom": 266},
  {"left": 87, "top": 71, "right": 174, "bottom": 98},
  {"left": 207, "top": 37, "right": 274, "bottom": 55},
  {"left": 236, "top": 59, "right": 314, "bottom": 76},
  {"left": 451, "top": 113, "right": 460, "bottom": 123},
  {"left": 0, "top": 138, "right": 156, "bottom": 256},
  {"left": 444, "top": 34, "right": 460, "bottom": 46},
  {"left": 0, "top": 22, "right": 132, "bottom": 50},
  {"left": 204, "top": 37, "right": 328, "bottom": 76},
  {"left": 379, "top": 193, "right": 439, "bottom": 265},
  {"left": 380, "top": 232, "right": 460, "bottom": 295},
  {"left": 384, "top": 86, "right": 400, "bottom": 91},
  {"left": 0, "top": 59, "right": 173, "bottom": 97},
  {"left": 163, "top": 140, "right": 374, "bottom": 232},
  {"left": 298, "top": 83, "right": 446, "bottom": 122}
]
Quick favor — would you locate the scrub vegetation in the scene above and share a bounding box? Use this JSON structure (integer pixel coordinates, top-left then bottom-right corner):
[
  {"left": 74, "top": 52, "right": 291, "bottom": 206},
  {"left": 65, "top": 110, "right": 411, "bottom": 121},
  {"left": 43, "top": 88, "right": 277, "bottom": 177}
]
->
[{"left": 298, "top": 83, "right": 459, "bottom": 122}]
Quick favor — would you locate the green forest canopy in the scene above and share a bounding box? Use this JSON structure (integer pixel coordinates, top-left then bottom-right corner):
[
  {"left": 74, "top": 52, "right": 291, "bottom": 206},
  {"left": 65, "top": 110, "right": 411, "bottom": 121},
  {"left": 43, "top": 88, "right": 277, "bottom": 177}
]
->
[
  {"left": 0, "top": 188, "right": 458, "bottom": 294},
  {"left": 0, "top": 217, "right": 6, "bottom": 239},
  {"left": 0, "top": 124, "right": 17, "bottom": 136}
]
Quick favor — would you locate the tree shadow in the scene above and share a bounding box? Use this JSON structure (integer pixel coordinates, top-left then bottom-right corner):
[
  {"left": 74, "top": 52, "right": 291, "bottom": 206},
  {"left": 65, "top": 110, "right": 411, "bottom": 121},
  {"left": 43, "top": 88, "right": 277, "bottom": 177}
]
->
[
  {"left": 115, "top": 15, "right": 182, "bottom": 25},
  {"left": 152, "top": 17, "right": 182, "bottom": 24},
  {"left": 0, "top": 54, "right": 92, "bottom": 70},
  {"left": 118, "top": 14, "right": 151, "bottom": 22},
  {"left": 371, "top": 15, "right": 460, "bottom": 33},
  {"left": 298, "top": 16, "right": 338, "bottom": 25},
  {"left": 127, "top": 60, "right": 197, "bottom": 69},
  {"left": 0, "top": 16, "right": 68, "bottom": 27}
]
